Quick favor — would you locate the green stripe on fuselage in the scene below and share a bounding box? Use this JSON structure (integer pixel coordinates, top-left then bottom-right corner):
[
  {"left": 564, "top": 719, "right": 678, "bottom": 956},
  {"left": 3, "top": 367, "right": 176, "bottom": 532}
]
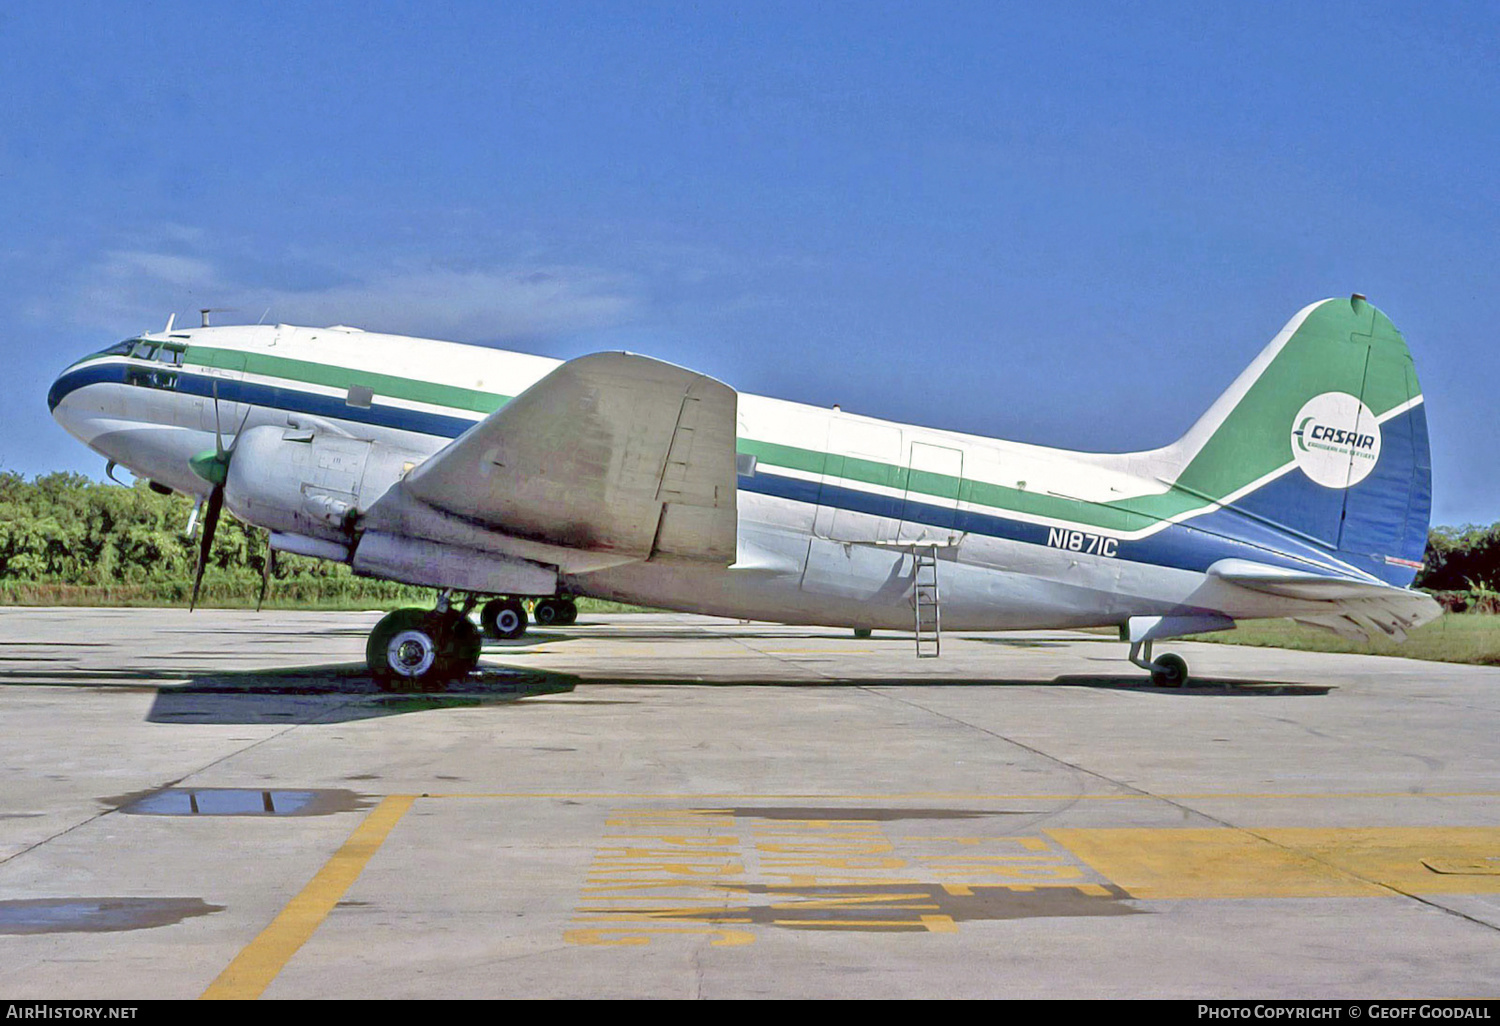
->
[
  {"left": 160, "top": 301, "right": 1416, "bottom": 536},
  {"left": 184, "top": 345, "right": 509, "bottom": 415}
]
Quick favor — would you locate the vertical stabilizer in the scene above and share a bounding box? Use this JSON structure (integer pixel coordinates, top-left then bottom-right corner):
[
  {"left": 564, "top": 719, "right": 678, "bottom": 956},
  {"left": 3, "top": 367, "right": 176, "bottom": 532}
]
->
[{"left": 1162, "top": 296, "right": 1431, "bottom": 585}]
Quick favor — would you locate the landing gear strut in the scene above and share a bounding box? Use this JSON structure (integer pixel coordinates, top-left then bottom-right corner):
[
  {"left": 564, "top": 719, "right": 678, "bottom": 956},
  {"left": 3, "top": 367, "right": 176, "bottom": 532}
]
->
[
  {"left": 1128, "top": 638, "right": 1190, "bottom": 688},
  {"left": 367, "top": 606, "right": 482, "bottom": 690}
]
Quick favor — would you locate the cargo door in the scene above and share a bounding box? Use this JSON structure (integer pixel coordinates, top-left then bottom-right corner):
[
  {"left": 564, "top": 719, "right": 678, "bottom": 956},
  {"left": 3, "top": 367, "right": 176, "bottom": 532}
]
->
[
  {"left": 899, "top": 442, "right": 964, "bottom": 544},
  {"left": 812, "top": 417, "right": 903, "bottom": 543}
]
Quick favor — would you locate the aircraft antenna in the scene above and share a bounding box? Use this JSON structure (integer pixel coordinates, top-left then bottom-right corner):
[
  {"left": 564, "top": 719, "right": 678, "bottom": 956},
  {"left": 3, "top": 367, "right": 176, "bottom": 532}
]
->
[{"left": 199, "top": 308, "right": 239, "bottom": 328}]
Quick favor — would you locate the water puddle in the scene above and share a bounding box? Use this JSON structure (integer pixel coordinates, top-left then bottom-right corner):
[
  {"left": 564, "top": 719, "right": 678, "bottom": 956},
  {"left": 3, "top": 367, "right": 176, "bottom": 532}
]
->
[{"left": 116, "top": 787, "right": 371, "bottom": 817}]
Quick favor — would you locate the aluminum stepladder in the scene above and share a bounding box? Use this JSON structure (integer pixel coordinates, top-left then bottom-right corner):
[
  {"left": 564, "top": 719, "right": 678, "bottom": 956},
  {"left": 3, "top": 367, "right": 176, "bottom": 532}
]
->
[{"left": 912, "top": 542, "right": 941, "bottom": 658}]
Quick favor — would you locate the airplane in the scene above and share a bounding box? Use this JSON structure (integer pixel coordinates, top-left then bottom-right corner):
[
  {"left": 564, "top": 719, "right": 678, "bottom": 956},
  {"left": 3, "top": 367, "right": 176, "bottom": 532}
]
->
[{"left": 47, "top": 294, "right": 1437, "bottom": 689}]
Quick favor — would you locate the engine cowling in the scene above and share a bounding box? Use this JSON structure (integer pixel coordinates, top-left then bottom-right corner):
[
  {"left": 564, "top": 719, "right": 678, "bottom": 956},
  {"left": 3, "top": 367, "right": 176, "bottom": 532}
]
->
[{"left": 223, "top": 426, "right": 422, "bottom": 544}]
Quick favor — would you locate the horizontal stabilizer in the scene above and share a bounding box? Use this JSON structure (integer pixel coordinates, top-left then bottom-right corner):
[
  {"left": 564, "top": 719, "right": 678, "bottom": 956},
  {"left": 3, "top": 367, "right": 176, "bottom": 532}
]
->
[
  {"left": 1208, "top": 558, "right": 1439, "bottom": 641},
  {"left": 397, "top": 352, "right": 738, "bottom": 564}
]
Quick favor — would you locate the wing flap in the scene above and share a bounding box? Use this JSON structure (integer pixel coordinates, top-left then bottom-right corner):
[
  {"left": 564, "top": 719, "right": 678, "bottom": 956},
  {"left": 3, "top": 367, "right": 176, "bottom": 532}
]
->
[{"left": 399, "top": 352, "right": 737, "bottom": 563}]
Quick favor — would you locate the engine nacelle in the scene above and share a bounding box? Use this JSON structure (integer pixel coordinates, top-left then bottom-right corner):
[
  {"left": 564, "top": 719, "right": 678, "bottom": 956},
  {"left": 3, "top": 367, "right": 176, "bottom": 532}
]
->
[{"left": 224, "top": 426, "right": 423, "bottom": 544}]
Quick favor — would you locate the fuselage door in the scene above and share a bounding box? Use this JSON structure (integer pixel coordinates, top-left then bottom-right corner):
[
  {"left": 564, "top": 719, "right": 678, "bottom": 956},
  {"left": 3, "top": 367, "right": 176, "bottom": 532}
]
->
[
  {"left": 899, "top": 441, "right": 964, "bottom": 544},
  {"left": 813, "top": 417, "right": 903, "bottom": 543}
]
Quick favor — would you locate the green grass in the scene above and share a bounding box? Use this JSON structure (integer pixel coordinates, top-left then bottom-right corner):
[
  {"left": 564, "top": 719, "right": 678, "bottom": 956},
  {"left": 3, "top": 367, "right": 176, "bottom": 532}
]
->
[
  {"left": 0, "top": 580, "right": 657, "bottom": 614},
  {"left": 1187, "top": 613, "right": 1500, "bottom": 666}
]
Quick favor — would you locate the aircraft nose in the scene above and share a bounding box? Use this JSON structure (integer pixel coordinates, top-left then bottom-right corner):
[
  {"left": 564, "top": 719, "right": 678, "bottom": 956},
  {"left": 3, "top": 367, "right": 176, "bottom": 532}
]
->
[
  {"left": 48, "top": 354, "right": 99, "bottom": 434},
  {"left": 47, "top": 368, "right": 68, "bottom": 414}
]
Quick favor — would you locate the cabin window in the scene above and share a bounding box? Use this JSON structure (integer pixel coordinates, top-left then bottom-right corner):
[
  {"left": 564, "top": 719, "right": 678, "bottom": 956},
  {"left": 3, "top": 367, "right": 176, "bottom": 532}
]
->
[{"left": 346, "top": 385, "right": 375, "bottom": 409}]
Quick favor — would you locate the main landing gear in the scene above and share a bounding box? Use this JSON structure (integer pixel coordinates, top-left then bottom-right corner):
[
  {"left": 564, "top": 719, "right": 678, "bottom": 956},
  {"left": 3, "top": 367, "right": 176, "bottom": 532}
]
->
[
  {"left": 367, "top": 605, "right": 482, "bottom": 690},
  {"left": 366, "top": 593, "right": 580, "bottom": 690},
  {"left": 1128, "top": 638, "right": 1190, "bottom": 688}
]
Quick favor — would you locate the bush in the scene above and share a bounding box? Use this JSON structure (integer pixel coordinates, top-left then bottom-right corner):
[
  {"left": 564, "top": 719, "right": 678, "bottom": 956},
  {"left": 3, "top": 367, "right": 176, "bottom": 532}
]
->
[{"left": 1416, "top": 522, "right": 1500, "bottom": 600}]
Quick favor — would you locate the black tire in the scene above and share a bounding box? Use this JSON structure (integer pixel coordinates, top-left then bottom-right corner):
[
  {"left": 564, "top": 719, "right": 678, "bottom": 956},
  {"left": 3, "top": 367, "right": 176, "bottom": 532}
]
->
[
  {"left": 1150, "top": 652, "right": 1189, "bottom": 688},
  {"left": 556, "top": 599, "right": 578, "bottom": 625},
  {"left": 481, "top": 597, "right": 528, "bottom": 640},
  {"left": 368, "top": 608, "right": 451, "bottom": 690},
  {"left": 852, "top": 627, "right": 873, "bottom": 639},
  {"left": 533, "top": 598, "right": 568, "bottom": 627},
  {"left": 437, "top": 612, "right": 483, "bottom": 679}
]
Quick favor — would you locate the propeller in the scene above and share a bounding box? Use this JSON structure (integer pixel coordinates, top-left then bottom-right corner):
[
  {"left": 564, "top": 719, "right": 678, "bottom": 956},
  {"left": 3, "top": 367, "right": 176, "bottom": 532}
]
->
[
  {"left": 257, "top": 534, "right": 275, "bottom": 612},
  {"left": 187, "top": 381, "right": 251, "bottom": 611}
]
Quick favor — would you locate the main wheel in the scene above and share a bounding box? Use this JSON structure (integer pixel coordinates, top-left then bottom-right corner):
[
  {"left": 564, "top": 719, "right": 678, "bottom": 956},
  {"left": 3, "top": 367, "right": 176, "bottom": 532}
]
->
[
  {"left": 368, "top": 608, "right": 451, "bottom": 690},
  {"left": 533, "top": 598, "right": 571, "bottom": 627},
  {"left": 481, "top": 597, "right": 528, "bottom": 639},
  {"left": 852, "top": 627, "right": 873, "bottom": 639},
  {"left": 437, "top": 611, "right": 483, "bottom": 679},
  {"left": 1150, "top": 652, "right": 1189, "bottom": 688}
]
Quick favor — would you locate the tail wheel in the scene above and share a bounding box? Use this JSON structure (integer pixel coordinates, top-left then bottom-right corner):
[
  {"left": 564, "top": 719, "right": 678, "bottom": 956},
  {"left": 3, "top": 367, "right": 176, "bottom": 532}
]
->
[
  {"left": 534, "top": 598, "right": 577, "bottom": 627},
  {"left": 1151, "top": 653, "right": 1189, "bottom": 688},
  {"left": 481, "top": 598, "right": 528, "bottom": 640},
  {"left": 368, "top": 608, "right": 451, "bottom": 690}
]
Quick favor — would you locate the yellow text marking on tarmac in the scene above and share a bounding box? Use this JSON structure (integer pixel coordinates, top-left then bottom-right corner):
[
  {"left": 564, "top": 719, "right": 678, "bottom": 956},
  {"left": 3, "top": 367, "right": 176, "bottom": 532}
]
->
[
  {"left": 1048, "top": 827, "right": 1500, "bottom": 899},
  {"left": 201, "top": 795, "right": 416, "bottom": 1000}
]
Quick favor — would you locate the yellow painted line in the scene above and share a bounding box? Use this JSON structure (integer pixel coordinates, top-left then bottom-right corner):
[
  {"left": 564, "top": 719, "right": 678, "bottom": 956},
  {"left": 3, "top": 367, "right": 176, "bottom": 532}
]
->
[
  {"left": 1047, "top": 827, "right": 1500, "bottom": 900},
  {"left": 201, "top": 795, "right": 416, "bottom": 1000}
]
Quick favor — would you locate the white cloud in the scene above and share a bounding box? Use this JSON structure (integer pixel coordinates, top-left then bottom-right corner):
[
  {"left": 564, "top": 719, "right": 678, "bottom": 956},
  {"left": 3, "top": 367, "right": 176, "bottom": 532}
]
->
[
  {"left": 251, "top": 265, "right": 643, "bottom": 342},
  {"left": 41, "top": 248, "right": 645, "bottom": 344}
]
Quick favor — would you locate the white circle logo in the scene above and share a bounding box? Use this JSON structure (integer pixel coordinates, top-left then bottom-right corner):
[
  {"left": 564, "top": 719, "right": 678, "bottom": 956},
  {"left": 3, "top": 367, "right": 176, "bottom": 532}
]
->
[{"left": 1290, "top": 392, "right": 1381, "bottom": 489}]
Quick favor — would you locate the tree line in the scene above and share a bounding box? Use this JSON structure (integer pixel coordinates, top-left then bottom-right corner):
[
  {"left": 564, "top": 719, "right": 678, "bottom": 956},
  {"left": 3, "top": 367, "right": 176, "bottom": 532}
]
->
[
  {"left": 0, "top": 471, "right": 428, "bottom": 607},
  {"left": 1, "top": 470, "right": 1496, "bottom": 609}
]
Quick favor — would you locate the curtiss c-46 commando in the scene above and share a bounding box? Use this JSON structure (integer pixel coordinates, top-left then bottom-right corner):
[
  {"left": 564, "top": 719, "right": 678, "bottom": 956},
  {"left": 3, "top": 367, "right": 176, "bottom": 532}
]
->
[{"left": 48, "top": 295, "right": 1437, "bottom": 688}]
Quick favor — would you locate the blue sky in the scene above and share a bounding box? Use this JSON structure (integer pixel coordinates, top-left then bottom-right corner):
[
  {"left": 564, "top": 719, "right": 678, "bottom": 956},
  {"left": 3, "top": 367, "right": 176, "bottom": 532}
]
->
[{"left": 3, "top": 2, "right": 1496, "bottom": 524}]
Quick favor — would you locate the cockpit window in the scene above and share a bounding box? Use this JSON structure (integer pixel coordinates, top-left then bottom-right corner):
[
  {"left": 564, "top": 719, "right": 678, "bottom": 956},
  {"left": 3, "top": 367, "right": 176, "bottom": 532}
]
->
[{"left": 98, "top": 338, "right": 184, "bottom": 364}]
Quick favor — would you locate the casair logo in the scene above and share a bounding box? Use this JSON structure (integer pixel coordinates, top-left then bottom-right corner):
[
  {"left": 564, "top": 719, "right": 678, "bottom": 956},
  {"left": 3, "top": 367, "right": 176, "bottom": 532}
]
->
[{"left": 1290, "top": 392, "right": 1381, "bottom": 488}]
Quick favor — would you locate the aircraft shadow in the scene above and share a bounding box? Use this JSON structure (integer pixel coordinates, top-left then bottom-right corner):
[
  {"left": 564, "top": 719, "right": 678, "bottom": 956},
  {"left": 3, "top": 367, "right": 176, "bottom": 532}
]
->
[
  {"left": 142, "top": 662, "right": 582, "bottom": 725},
  {"left": 562, "top": 672, "right": 1331, "bottom": 696}
]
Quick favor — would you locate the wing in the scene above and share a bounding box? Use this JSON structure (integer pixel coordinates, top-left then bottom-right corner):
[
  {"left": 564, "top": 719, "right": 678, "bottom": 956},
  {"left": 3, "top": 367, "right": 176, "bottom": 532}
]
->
[
  {"left": 1208, "top": 558, "right": 1440, "bottom": 642},
  {"left": 371, "top": 352, "right": 738, "bottom": 567}
]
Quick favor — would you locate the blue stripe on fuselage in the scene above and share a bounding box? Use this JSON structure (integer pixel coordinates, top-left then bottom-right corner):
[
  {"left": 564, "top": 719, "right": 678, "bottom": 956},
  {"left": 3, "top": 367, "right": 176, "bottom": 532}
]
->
[
  {"left": 53, "top": 361, "right": 1420, "bottom": 585},
  {"left": 737, "top": 468, "right": 1370, "bottom": 580},
  {"left": 48, "top": 364, "right": 483, "bottom": 439}
]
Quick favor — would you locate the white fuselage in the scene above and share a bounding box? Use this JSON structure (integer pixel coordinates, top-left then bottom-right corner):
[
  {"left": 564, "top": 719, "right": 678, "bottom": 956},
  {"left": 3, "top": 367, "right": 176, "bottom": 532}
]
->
[{"left": 49, "top": 323, "right": 1350, "bottom": 632}]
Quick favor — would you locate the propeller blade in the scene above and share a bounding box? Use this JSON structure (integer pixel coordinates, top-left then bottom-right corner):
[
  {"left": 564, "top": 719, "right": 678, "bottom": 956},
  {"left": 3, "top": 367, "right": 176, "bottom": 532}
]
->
[
  {"left": 211, "top": 380, "right": 224, "bottom": 455},
  {"left": 190, "top": 485, "right": 224, "bottom": 611},
  {"left": 228, "top": 405, "right": 252, "bottom": 453},
  {"left": 257, "top": 537, "right": 274, "bottom": 613}
]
